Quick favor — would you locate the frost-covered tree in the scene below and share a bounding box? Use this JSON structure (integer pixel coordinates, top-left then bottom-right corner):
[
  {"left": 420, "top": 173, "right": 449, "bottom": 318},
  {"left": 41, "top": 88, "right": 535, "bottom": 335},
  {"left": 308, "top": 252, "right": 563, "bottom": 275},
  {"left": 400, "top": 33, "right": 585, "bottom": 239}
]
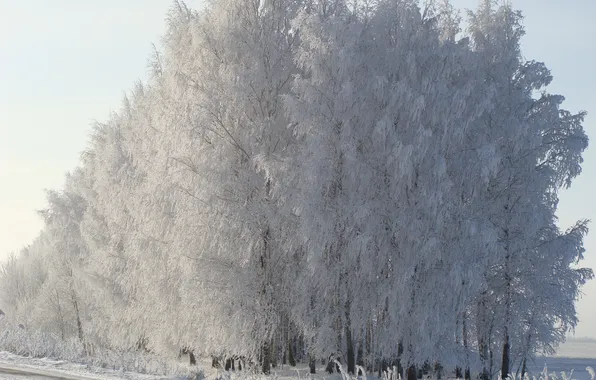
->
[
  {"left": 37, "top": 175, "right": 92, "bottom": 343},
  {"left": 285, "top": 0, "right": 497, "bottom": 374},
  {"left": 132, "top": 0, "right": 308, "bottom": 371},
  {"left": 466, "top": 1, "right": 591, "bottom": 377},
  {"left": 0, "top": 241, "right": 48, "bottom": 328}
]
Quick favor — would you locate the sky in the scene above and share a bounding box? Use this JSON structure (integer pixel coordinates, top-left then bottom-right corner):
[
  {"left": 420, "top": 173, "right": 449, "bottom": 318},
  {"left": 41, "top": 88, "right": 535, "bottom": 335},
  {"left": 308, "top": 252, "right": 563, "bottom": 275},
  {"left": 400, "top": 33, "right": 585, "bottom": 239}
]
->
[{"left": 0, "top": 0, "right": 595, "bottom": 338}]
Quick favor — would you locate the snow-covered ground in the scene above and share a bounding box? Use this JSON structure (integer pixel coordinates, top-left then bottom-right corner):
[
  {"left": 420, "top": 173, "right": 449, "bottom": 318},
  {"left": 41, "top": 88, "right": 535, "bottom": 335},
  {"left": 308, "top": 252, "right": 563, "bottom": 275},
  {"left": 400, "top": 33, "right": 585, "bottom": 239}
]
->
[
  {"left": 0, "top": 351, "right": 188, "bottom": 380},
  {"left": 528, "top": 357, "right": 595, "bottom": 380},
  {"left": 0, "top": 339, "right": 594, "bottom": 380}
]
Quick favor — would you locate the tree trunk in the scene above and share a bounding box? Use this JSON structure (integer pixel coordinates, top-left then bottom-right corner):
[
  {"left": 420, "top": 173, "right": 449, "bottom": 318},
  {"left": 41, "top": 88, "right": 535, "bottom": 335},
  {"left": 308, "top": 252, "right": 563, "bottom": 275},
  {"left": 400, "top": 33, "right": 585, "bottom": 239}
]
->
[
  {"left": 326, "top": 358, "right": 335, "bottom": 374},
  {"left": 519, "top": 329, "right": 533, "bottom": 380},
  {"left": 502, "top": 228, "right": 512, "bottom": 380},
  {"left": 501, "top": 331, "right": 510, "bottom": 379},
  {"left": 379, "top": 358, "right": 386, "bottom": 377},
  {"left": 490, "top": 348, "right": 494, "bottom": 376},
  {"left": 288, "top": 341, "right": 296, "bottom": 366},
  {"left": 462, "top": 313, "right": 470, "bottom": 380},
  {"left": 262, "top": 342, "right": 271, "bottom": 374},
  {"left": 407, "top": 366, "right": 417, "bottom": 380},
  {"left": 520, "top": 357, "right": 527, "bottom": 379},
  {"left": 309, "top": 354, "right": 316, "bottom": 374},
  {"left": 72, "top": 297, "right": 84, "bottom": 343},
  {"left": 456, "top": 367, "right": 463, "bottom": 379},
  {"left": 478, "top": 298, "right": 490, "bottom": 380},
  {"left": 189, "top": 351, "right": 197, "bottom": 366},
  {"left": 345, "top": 309, "right": 355, "bottom": 374},
  {"left": 357, "top": 338, "right": 364, "bottom": 367},
  {"left": 271, "top": 338, "right": 278, "bottom": 368},
  {"left": 55, "top": 290, "right": 65, "bottom": 341},
  {"left": 479, "top": 337, "right": 490, "bottom": 380},
  {"left": 366, "top": 321, "right": 373, "bottom": 372},
  {"left": 298, "top": 334, "right": 304, "bottom": 362},
  {"left": 434, "top": 362, "right": 443, "bottom": 380},
  {"left": 398, "top": 342, "right": 405, "bottom": 377}
]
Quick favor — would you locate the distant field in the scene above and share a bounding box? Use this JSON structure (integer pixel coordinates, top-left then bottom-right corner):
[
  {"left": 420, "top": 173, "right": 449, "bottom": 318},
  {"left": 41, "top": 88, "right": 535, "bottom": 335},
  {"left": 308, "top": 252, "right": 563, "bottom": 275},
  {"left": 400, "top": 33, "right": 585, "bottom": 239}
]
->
[
  {"left": 526, "top": 339, "right": 596, "bottom": 380},
  {"left": 555, "top": 339, "right": 596, "bottom": 359},
  {"left": 528, "top": 357, "right": 595, "bottom": 380}
]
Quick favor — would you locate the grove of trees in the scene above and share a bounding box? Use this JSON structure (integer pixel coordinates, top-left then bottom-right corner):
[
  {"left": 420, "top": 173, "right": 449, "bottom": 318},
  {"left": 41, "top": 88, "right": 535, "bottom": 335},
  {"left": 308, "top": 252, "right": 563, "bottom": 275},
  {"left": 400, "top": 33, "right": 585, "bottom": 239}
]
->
[{"left": 1, "top": 0, "right": 592, "bottom": 378}]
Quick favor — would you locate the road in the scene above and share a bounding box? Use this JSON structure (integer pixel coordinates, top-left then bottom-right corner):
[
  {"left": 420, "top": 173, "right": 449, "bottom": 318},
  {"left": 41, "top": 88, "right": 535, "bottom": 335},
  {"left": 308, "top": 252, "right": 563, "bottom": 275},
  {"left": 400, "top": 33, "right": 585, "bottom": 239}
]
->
[
  {"left": 0, "top": 366, "right": 71, "bottom": 379},
  {"left": 0, "top": 364, "right": 104, "bottom": 380}
]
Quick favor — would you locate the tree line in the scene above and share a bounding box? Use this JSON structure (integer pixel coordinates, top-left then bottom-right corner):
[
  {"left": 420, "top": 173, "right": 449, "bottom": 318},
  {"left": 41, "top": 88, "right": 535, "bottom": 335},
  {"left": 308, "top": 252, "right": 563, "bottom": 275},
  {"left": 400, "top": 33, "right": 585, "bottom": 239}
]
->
[{"left": 1, "top": 0, "right": 592, "bottom": 378}]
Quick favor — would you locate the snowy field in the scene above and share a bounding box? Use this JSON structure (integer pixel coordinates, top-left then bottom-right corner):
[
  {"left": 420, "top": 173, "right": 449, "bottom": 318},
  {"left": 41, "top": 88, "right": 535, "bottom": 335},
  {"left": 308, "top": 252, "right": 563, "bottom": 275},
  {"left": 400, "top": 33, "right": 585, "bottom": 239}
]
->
[
  {"left": 528, "top": 357, "right": 595, "bottom": 380},
  {"left": 526, "top": 340, "right": 596, "bottom": 380}
]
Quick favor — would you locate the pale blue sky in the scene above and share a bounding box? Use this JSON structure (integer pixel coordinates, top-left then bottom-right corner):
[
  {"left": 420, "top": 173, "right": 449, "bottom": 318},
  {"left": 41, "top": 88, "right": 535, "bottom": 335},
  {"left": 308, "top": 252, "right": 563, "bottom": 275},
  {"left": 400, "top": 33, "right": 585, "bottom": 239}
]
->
[{"left": 0, "top": 0, "right": 594, "bottom": 338}]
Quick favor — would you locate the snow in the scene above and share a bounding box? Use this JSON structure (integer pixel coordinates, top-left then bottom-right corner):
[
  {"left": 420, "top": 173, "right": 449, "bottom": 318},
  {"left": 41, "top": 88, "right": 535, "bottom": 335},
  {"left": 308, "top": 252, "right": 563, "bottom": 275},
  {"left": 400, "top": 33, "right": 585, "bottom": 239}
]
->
[
  {"left": 0, "top": 353, "right": 339, "bottom": 380},
  {"left": 528, "top": 340, "right": 596, "bottom": 380},
  {"left": 0, "top": 348, "right": 595, "bottom": 380},
  {"left": 0, "top": 351, "right": 187, "bottom": 380},
  {"left": 528, "top": 358, "right": 596, "bottom": 380}
]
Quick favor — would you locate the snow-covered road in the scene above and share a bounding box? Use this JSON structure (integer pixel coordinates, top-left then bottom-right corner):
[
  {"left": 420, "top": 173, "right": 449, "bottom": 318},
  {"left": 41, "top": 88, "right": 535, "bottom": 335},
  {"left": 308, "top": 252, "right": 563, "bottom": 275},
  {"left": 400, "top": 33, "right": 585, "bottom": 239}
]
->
[
  {"left": 0, "top": 365, "right": 78, "bottom": 379},
  {"left": 0, "top": 352, "right": 180, "bottom": 380}
]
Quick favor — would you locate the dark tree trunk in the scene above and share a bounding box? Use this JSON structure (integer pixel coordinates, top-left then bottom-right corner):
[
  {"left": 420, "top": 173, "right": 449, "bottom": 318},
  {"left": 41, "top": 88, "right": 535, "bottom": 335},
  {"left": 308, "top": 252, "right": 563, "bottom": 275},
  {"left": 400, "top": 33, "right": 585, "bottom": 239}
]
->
[
  {"left": 490, "top": 348, "right": 494, "bottom": 375},
  {"left": 271, "top": 338, "right": 278, "bottom": 368},
  {"left": 357, "top": 339, "right": 364, "bottom": 367},
  {"left": 326, "top": 355, "right": 340, "bottom": 374},
  {"left": 398, "top": 341, "right": 405, "bottom": 378},
  {"left": 326, "top": 361, "right": 334, "bottom": 374},
  {"left": 520, "top": 357, "right": 527, "bottom": 379},
  {"left": 479, "top": 334, "right": 490, "bottom": 380},
  {"left": 434, "top": 362, "right": 443, "bottom": 380},
  {"left": 407, "top": 366, "right": 417, "bottom": 380},
  {"left": 379, "top": 358, "right": 389, "bottom": 377},
  {"left": 346, "top": 325, "right": 355, "bottom": 374},
  {"left": 490, "top": 347, "right": 495, "bottom": 378},
  {"left": 288, "top": 341, "right": 296, "bottom": 366},
  {"left": 456, "top": 367, "right": 463, "bottom": 378},
  {"left": 502, "top": 230, "right": 512, "bottom": 380},
  {"left": 262, "top": 342, "right": 271, "bottom": 374},
  {"left": 309, "top": 355, "right": 316, "bottom": 374},
  {"left": 501, "top": 331, "right": 510, "bottom": 379},
  {"left": 520, "top": 331, "right": 532, "bottom": 380},
  {"left": 366, "top": 322, "right": 373, "bottom": 373},
  {"left": 189, "top": 351, "right": 196, "bottom": 366},
  {"left": 478, "top": 298, "right": 490, "bottom": 380},
  {"left": 72, "top": 298, "right": 84, "bottom": 343},
  {"left": 225, "top": 358, "right": 232, "bottom": 371},
  {"left": 462, "top": 313, "right": 470, "bottom": 380}
]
